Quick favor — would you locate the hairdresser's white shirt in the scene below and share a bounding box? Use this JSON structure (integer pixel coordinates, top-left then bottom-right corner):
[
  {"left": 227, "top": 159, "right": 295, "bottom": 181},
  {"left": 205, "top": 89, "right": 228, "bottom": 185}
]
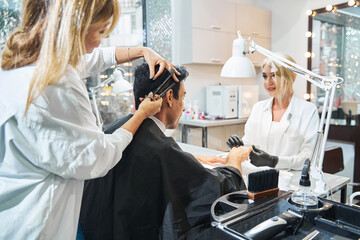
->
[
  {"left": 242, "top": 95, "right": 319, "bottom": 170},
  {"left": 0, "top": 47, "right": 132, "bottom": 240}
]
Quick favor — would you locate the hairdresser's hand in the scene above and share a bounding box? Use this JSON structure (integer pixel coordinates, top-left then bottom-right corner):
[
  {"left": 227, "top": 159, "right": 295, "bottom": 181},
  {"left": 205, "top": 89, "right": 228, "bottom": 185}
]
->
[
  {"left": 142, "top": 47, "right": 180, "bottom": 81},
  {"left": 249, "top": 145, "right": 278, "bottom": 168},
  {"left": 225, "top": 147, "right": 252, "bottom": 174},
  {"left": 226, "top": 134, "right": 244, "bottom": 149},
  {"left": 136, "top": 93, "right": 163, "bottom": 119}
]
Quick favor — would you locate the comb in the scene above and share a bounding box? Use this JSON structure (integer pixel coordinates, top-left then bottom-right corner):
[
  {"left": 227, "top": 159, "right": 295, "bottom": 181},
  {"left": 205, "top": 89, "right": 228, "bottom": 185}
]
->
[{"left": 152, "top": 68, "right": 176, "bottom": 97}]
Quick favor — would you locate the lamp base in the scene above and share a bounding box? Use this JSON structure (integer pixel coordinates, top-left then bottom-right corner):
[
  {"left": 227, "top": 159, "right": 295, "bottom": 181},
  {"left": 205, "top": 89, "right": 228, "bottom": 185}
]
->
[{"left": 310, "top": 165, "right": 327, "bottom": 195}]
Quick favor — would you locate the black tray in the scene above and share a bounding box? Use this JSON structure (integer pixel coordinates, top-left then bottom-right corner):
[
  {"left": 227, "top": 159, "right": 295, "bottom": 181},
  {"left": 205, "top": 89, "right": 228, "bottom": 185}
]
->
[
  {"left": 211, "top": 191, "right": 360, "bottom": 240},
  {"left": 314, "top": 198, "right": 360, "bottom": 239}
]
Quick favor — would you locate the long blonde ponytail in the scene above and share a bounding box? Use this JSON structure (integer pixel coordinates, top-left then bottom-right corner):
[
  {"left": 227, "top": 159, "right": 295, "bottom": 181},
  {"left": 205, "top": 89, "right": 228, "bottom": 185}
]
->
[{"left": 1, "top": 0, "right": 50, "bottom": 70}]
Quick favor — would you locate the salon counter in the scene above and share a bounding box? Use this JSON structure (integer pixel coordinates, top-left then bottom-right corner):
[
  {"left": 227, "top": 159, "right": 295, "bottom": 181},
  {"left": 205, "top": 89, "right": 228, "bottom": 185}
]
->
[
  {"left": 178, "top": 142, "right": 350, "bottom": 203},
  {"left": 178, "top": 118, "right": 247, "bottom": 151}
]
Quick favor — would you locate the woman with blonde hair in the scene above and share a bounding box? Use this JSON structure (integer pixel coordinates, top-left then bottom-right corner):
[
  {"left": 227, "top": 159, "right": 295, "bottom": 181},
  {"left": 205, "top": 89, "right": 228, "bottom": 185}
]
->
[
  {"left": 0, "top": 0, "right": 179, "bottom": 239},
  {"left": 227, "top": 53, "right": 319, "bottom": 170}
]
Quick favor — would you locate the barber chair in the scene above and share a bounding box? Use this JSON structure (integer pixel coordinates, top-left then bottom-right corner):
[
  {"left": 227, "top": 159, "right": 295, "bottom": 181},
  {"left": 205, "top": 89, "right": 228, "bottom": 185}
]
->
[{"left": 322, "top": 146, "right": 344, "bottom": 174}]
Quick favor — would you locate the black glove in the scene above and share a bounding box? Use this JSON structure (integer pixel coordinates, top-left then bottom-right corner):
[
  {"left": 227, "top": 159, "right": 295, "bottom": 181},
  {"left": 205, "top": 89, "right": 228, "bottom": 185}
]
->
[
  {"left": 226, "top": 134, "right": 244, "bottom": 149},
  {"left": 249, "top": 145, "right": 279, "bottom": 167}
]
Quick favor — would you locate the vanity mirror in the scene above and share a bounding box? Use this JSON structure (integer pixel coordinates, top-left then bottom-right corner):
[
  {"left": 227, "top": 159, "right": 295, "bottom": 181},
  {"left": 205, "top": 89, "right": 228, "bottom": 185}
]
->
[{"left": 307, "top": 1, "right": 360, "bottom": 123}]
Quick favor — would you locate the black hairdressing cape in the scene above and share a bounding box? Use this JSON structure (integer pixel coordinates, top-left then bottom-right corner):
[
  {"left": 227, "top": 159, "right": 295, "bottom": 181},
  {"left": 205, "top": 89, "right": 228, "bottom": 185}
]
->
[{"left": 79, "top": 115, "right": 245, "bottom": 240}]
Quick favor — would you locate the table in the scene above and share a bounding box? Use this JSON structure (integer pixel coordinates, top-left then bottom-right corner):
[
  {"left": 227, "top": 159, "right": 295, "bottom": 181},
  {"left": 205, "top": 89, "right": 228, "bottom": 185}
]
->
[
  {"left": 177, "top": 142, "right": 350, "bottom": 203},
  {"left": 178, "top": 118, "right": 247, "bottom": 148}
]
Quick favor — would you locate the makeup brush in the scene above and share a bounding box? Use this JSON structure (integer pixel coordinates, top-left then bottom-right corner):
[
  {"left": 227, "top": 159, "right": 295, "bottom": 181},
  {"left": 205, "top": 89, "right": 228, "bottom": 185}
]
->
[{"left": 247, "top": 169, "right": 279, "bottom": 200}]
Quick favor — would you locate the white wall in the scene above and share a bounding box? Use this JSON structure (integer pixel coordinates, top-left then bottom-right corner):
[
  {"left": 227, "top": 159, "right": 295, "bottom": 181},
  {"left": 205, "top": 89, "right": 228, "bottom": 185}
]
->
[
  {"left": 182, "top": 0, "right": 265, "bottom": 112},
  {"left": 227, "top": 0, "right": 258, "bottom": 5},
  {"left": 183, "top": 64, "right": 260, "bottom": 112}
]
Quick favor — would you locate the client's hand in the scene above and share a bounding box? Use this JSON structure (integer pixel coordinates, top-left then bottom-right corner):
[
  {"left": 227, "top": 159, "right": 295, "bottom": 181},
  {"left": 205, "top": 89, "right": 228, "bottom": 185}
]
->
[
  {"left": 195, "top": 155, "right": 226, "bottom": 167},
  {"left": 226, "top": 134, "right": 244, "bottom": 149},
  {"left": 249, "top": 145, "right": 279, "bottom": 168},
  {"left": 225, "top": 147, "right": 252, "bottom": 174}
]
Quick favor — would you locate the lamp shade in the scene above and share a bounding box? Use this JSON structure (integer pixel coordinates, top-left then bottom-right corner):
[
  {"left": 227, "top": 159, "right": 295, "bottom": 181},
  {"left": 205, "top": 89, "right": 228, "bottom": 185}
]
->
[
  {"left": 221, "top": 31, "right": 256, "bottom": 78},
  {"left": 112, "top": 68, "right": 133, "bottom": 94}
]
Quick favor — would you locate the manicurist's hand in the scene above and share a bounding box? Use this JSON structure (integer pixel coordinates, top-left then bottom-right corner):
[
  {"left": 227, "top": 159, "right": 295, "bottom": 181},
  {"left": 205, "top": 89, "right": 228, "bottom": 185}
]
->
[
  {"left": 226, "top": 134, "right": 244, "bottom": 149},
  {"left": 249, "top": 145, "right": 279, "bottom": 168}
]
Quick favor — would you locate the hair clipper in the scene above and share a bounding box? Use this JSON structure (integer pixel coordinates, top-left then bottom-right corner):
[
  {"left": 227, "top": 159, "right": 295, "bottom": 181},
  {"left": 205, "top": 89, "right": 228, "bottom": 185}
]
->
[{"left": 243, "top": 209, "right": 303, "bottom": 240}]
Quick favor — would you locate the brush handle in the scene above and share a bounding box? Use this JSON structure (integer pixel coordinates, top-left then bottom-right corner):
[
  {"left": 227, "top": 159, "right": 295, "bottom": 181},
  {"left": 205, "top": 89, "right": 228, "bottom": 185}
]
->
[
  {"left": 247, "top": 188, "right": 279, "bottom": 200},
  {"left": 243, "top": 210, "right": 302, "bottom": 240}
]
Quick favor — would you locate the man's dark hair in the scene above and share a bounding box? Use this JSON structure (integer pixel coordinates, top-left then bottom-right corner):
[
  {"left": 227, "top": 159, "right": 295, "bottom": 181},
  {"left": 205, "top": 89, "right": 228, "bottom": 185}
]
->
[{"left": 133, "top": 63, "right": 189, "bottom": 109}]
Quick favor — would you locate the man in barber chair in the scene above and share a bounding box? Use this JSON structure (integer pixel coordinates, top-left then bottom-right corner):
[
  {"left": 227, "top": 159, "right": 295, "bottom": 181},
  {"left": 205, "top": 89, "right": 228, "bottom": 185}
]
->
[{"left": 79, "top": 63, "right": 251, "bottom": 240}]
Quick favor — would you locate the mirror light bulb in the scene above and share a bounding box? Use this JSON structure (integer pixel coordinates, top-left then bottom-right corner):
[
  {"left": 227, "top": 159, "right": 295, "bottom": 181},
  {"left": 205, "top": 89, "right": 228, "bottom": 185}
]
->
[
  {"left": 326, "top": 5, "right": 333, "bottom": 11},
  {"left": 306, "top": 9, "right": 313, "bottom": 15},
  {"left": 305, "top": 31, "right": 312, "bottom": 38},
  {"left": 348, "top": 0, "right": 356, "bottom": 6},
  {"left": 304, "top": 52, "right": 311, "bottom": 58}
]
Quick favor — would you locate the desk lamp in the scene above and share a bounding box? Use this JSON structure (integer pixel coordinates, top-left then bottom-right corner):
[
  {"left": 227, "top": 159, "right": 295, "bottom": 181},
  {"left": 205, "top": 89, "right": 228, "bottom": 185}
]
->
[
  {"left": 221, "top": 31, "right": 344, "bottom": 194},
  {"left": 89, "top": 67, "right": 132, "bottom": 129}
]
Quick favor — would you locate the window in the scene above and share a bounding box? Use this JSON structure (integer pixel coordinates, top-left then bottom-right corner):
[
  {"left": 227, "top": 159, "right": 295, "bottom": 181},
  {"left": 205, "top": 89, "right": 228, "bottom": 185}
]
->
[{"left": 0, "top": 0, "right": 21, "bottom": 52}]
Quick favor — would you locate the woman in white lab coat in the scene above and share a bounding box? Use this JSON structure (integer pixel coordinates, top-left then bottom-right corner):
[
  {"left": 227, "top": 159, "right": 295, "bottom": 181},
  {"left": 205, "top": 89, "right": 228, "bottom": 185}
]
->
[
  {"left": 227, "top": 53, "right": 319, "bottom": 170},
  {"left": 0, "top": 1, "right": 179, "bottom": 239}
]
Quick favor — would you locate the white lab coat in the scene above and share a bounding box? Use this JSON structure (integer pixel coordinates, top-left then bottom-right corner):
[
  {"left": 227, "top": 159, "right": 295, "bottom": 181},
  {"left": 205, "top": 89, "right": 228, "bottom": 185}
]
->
[
  {"left": 242, "top": 95, "right": 319, "bottom": 170},
  {"left": 0, "top": 47, "right": 132, "bottom": 239}
]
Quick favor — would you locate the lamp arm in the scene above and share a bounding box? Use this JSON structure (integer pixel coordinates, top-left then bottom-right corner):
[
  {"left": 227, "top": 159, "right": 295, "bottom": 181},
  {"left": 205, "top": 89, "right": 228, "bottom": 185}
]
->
[
  {"left": 88, "top": 67, "right": 126, "bottom": 93},
  {"left": 309, "top": 84, "right": 336, "bottom": 170},
  {"left": 248, "top": 39, "right": 342, "bottom": 91},
  {"left": 90, "top": 89, "right": 103, "bottom": 129},
  {"left": 89, "top": 75, "right": 117, "bottom": 129},
  {"left": 89, "top": 75, "right": 115, "bottom": 93},
  {"left": 317, "top": 83, "right": 337, "bottom": 169},
  {"left": 88, "top": 67, "right": 127, "bottom": 129}
]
